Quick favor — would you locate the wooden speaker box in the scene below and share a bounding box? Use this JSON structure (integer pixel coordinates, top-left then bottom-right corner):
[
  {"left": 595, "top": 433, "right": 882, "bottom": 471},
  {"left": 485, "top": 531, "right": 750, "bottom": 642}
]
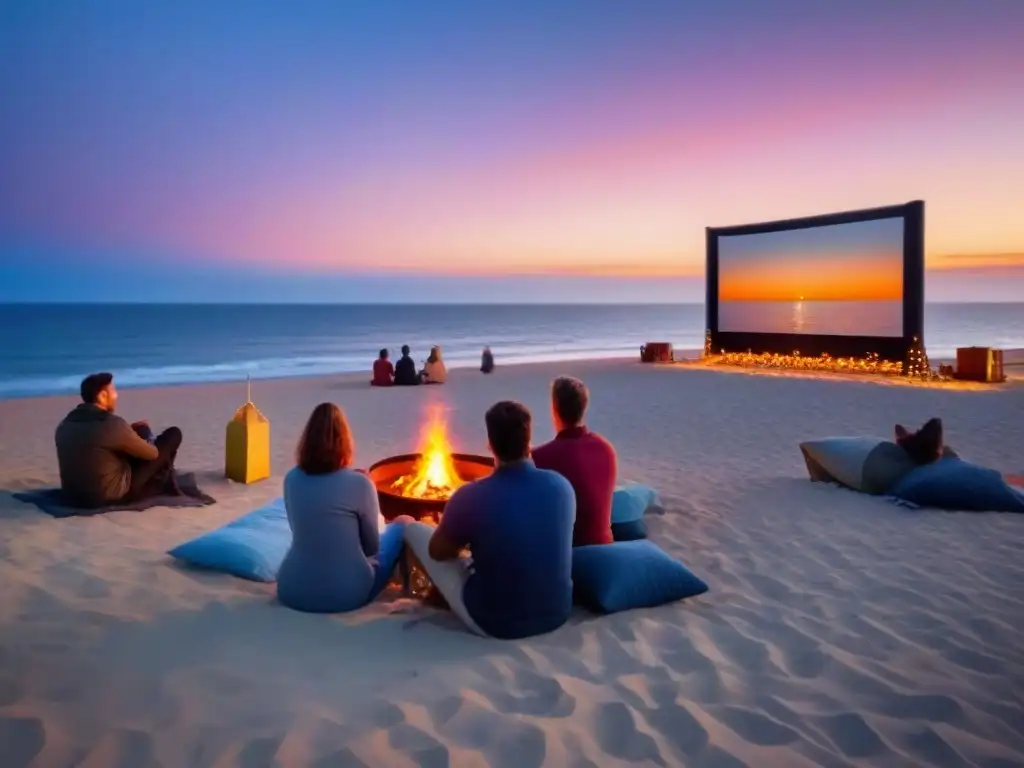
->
[
  {"left": 955, "top": 347, "right": 1006, "bottom": 383},
  {"left": 640, "top": 342, "right": 673, "bottom": 363}
]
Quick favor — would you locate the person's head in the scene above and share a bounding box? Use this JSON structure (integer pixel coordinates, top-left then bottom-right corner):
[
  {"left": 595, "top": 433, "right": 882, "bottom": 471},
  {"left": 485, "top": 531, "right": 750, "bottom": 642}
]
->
[
  {"left": 80, "top": 372, "right": 117, "bottom": 412},
  {"left": 551, "top": 376, "right": 589, "bottom": 432},
  {"left": 401, "top": 344, "right": 410, "bottom": 357},
  {"left": 378, "top": 348, "right": 389, "bottom": 360},
  {"left": 485, "top": 400, "right": 532, "bottom": 465},
  {"left": 296, "top": 402, "right": 355, "bottom": 475},
  {"left": 482, "top": 346, "right": 492, "bottom": 357},
  {"left": 895, "top": 417, "right": 943, "bottom": 465},
  {"left": 428, "top": 345, "right": 441, "bottom": 364}
]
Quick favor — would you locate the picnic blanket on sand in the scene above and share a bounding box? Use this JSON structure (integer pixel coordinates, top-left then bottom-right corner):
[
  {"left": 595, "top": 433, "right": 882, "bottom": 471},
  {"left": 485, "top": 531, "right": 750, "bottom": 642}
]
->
[{"left": 13, "top": 472, "right": 216, "bottom": 518}]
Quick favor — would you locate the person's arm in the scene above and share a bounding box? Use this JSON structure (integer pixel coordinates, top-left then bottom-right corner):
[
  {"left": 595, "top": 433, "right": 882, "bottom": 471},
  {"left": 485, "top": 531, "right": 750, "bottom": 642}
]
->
[
  {"left": 111, "top": 417, "right": 159, "bottom": 460},
  {"left": 429, "top": 486, "right": 475, "bottom": 561},
  {"left": 356, "top": 474, "right": 382, "bottom": 558}
]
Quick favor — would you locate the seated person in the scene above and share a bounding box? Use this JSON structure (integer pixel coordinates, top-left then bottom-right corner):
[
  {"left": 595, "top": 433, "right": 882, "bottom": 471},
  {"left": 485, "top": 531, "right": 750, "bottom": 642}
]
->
[
  {"left": 420, "top": 345, "right": 448, "bottom": 384},
  {"left": 394, "top": 344, "right": 420, "bottom": 386},
  {"left": 55, "top": 372, "right": 183, "bottom": 508},
  {"left": 403, "top": 401, "right": 575, "bottom": 639},
  {"left": 895, "top": 417, "right": 954, "bottom": 464},
  {"left": 532, "top": 376, "right": 617, "bottom": 546},
  {"left": 277, "top": 402, "right": 411, "bottom": 613},
  {"left": 480, "top": 346, "right": 495, "bottom": 374},
  {"left": 371, "top": 348, "right": 394, "bottom": 387}
]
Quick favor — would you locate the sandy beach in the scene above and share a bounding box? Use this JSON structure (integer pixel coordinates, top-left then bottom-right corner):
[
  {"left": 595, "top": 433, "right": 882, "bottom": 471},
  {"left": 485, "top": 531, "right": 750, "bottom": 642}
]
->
[{"left": 1, "top": 359, "right": 1023, "bottom": 767}]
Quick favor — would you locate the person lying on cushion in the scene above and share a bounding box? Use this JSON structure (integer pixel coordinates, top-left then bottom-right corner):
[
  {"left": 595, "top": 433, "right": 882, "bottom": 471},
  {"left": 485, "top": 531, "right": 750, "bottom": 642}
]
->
[
  {"left": 403, "top": 400, "right": 575, "bottom": 639},
  {"left": 420, "top": 345, "right": 448, "bottom": 384},
  {"left": 895, "top": 417, "right": 958, "bottom": 465},
  {"left": 55, "top": 372, "right": 183, "bottom": 508},
  {"left": 277, "top": 402, "right": 412, "bottom": 613},
  {"left": 394, "top": 345, "right": 420, "bottom": 386},
  {"left": 371, "top": 348, "right": 394, "bottom": 387},
  {"left": 532, "top": 376, "right": 617, "bottom": 546}
]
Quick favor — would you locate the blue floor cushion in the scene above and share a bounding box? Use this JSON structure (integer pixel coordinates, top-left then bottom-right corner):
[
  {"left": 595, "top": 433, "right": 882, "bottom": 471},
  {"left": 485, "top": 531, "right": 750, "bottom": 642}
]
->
[
  {"left": 889, "top": 458, "right": 1024, "bottom": 512},
  {"left": 572, "top": 540, "right": 708, "bottom": 614},
  {"left": 611, "top": 519, "right": 648, "bottom": 541},
  {"left": 611, "top": 483, "right": 661, "bottom": 524},
  {"left": 167, "top": 498, "right": 292, "bottom": 582},
  {"left": 800, "top": 437, "right": 958, "bottom": 496}
]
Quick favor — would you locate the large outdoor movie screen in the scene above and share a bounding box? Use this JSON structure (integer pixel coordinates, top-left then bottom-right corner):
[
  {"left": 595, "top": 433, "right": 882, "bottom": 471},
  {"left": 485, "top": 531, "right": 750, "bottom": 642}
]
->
[{"left": 717, "top": 217, "right": 904, "bottom": 337}]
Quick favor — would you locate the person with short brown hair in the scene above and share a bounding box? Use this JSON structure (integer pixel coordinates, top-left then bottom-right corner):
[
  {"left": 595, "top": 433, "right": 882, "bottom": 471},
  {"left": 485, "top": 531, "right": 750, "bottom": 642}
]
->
[
  {"left": 404, "top": 400, "right": 575, "bottom": 639},
  {"left": 55, "top": 372, "right": 183, "bottom": 507},
  {"left": 533, "top": 376, "right": 618, "bottom": 546},
  {"left": 277, "top": 402, "right": 411, "bottom": 613}
]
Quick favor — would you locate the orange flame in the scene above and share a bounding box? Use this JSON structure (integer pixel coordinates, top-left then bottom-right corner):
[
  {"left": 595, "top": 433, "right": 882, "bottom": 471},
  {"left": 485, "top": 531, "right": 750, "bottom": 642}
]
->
[{"left": 391, "top": 407, "right": 466, "bottom": 500}]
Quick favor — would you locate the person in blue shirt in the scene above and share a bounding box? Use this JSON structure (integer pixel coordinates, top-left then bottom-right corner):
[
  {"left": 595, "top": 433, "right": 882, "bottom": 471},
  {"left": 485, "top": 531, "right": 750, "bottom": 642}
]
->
[
  {"left": 277, "top": 402, "right": 411, "bottom": 613},
  {"left": 403, "top": 400, "right": 576, "bottom": 638}
]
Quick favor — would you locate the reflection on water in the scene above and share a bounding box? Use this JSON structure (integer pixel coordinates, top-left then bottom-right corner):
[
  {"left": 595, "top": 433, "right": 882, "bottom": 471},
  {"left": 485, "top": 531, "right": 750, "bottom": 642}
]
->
[
  {"left": 719, "top": 300, "right": 903, "bottom": 337},
  {"left": 792, "top": 300, "right": 805, "bottom": 332}
]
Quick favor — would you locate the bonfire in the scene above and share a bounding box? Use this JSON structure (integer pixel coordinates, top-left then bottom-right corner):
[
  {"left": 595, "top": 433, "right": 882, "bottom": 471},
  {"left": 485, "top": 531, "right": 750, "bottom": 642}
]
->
[{"left": 391, "top": 407, "right": 466, "bottom": 500}]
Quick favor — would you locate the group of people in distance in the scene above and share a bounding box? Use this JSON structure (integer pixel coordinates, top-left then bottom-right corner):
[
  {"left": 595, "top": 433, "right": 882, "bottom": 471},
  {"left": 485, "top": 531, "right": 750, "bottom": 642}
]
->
[
  {"left": 372, "top": 345, "right": 447, "bottom": 387},
  {"left": 278, "top": 376, "right": 616, "bottom": 639},
  {"left": 371, "top": 345, "right": 495, "bottom": 386}
]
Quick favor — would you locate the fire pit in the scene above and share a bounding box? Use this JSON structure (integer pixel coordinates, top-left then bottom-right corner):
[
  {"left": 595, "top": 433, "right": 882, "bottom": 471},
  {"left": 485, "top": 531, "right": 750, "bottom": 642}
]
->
[{"left": 367, "top": 408, "right": 493, "bottom": 523}]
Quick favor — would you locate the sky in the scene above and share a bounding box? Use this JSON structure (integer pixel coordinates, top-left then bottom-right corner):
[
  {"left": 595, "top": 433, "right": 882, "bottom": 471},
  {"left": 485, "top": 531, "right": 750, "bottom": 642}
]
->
[
  {"left": 719, "top": 218, "right": 903, "bottom": 302},
  {"left": 1, "top": 0, "right": 1023, "bottom": 303}
]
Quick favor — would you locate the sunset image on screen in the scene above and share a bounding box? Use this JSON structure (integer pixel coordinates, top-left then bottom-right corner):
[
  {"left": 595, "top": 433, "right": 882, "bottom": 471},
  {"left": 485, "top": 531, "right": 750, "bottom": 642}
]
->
[{"left": 717, "top": 217, "right": 904, "bottom": 337}]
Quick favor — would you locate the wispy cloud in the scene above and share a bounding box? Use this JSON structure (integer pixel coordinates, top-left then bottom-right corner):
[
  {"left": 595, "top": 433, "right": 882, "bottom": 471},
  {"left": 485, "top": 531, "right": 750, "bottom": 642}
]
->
[{"left": 929, "top": 253, "right": 1024, "bottom": 270}]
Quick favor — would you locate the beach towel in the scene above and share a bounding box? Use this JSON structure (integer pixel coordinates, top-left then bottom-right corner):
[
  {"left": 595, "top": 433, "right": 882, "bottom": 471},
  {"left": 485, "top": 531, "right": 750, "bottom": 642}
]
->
[{"left": 13, "top": 472, "right": 216, "bottom": 518}]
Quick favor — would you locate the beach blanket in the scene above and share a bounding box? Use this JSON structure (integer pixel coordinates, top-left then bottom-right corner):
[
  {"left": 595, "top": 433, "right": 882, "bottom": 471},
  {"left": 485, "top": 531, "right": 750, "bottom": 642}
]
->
[{"left": 13, "top": 472, "right": 216, "bottom": 518}]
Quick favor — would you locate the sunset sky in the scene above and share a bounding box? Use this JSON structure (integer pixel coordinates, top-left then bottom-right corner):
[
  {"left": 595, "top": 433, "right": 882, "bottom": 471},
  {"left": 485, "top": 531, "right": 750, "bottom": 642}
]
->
[
  {"left": 1, "top": 1, "right": 1023, "bottom": 303},
  {"left": 719, "top": 218, "right": 903, "bottom": 302}
]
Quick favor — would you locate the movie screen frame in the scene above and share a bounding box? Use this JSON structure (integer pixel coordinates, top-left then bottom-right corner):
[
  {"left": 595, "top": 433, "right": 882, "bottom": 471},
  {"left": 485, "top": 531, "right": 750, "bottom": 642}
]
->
[{"left": 705, "top": 201, "right": 924, "bottom": 365}]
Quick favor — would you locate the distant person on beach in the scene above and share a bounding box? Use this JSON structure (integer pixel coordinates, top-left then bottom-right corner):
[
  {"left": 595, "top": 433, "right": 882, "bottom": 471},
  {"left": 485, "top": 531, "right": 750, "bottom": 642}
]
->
[
  {"left": 403, "top": 400, "right": 575, "bottom": 638},
  {"left": 420, "top": 345, "right": 448, "bottom": 384},
  {"left": 394, "top": 345, "right": 420, "bottom": 386},
  {"left": 532, "top": 376, "right": 617, "bottom": 547},
  {"left": 371, "top": 348, "right": 394, "bottom": 387},
  {"left": 54, "top": 372, "right": 183, "bottom": 508},
  {"left": 277, "top": 402, "right": 412, "bottom": 613},
  {"left": 480, "top": 346, "right": 495, "bottom": 374}
]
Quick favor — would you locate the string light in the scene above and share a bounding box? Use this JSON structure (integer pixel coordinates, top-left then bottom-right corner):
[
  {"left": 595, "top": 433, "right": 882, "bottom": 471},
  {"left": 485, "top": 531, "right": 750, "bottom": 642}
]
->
[{"left": 698, "top": 346, "right": 947, "bottom": 381}]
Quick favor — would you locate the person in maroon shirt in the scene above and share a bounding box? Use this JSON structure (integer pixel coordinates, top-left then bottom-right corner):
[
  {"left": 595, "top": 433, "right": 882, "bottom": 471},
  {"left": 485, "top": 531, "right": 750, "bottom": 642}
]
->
[
  {"left": 531, "top": 376, "right": 617, "bottom": 546},
  {"left": 371, "top": 348, "right": 394, "bottom": 387}
]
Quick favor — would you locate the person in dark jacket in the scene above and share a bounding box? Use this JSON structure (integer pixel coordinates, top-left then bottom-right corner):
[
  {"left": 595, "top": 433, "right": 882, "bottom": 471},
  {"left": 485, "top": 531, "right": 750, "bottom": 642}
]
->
[
  {"left": 393, "top": 345, "right": 420, "bottom": 386},
  {"left": 480, "top": 346, "right": 495, "bottom": 374},
  {"left": 54, "top": 372, "right": 184, "bottom": 508}
]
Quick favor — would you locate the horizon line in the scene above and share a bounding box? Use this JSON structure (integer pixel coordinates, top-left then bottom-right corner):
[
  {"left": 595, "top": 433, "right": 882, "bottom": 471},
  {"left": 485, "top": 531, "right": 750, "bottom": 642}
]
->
[{"left": 2, "top": 299, "right": 1022, "bottom": 307}]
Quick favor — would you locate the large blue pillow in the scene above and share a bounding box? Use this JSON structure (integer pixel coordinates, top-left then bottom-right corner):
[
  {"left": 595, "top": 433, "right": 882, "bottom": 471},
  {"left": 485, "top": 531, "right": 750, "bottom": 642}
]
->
[
  {"left": 889, "top": 458, "right": 1024, "bottom": 512},
  {"left": 611, "top": 519, "right": 648, "bottom": 541},
  {"left": 572, "top": 540, "right": 708, "bottom": 614},
  {"left": 167, "top": 498, "right": 292, "bottom": 582},
  {"left": 611, "top": 484, "right": 661, "bottom": 524}
]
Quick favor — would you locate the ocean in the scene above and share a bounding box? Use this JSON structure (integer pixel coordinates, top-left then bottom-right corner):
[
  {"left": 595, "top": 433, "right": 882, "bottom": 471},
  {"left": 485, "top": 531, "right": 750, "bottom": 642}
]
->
[
  {"left": 719, "top": 300, "right": 903, "bottom": 337},
  {"left": 1, "top": 303, "right": 1023, "bottom": 399}
]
